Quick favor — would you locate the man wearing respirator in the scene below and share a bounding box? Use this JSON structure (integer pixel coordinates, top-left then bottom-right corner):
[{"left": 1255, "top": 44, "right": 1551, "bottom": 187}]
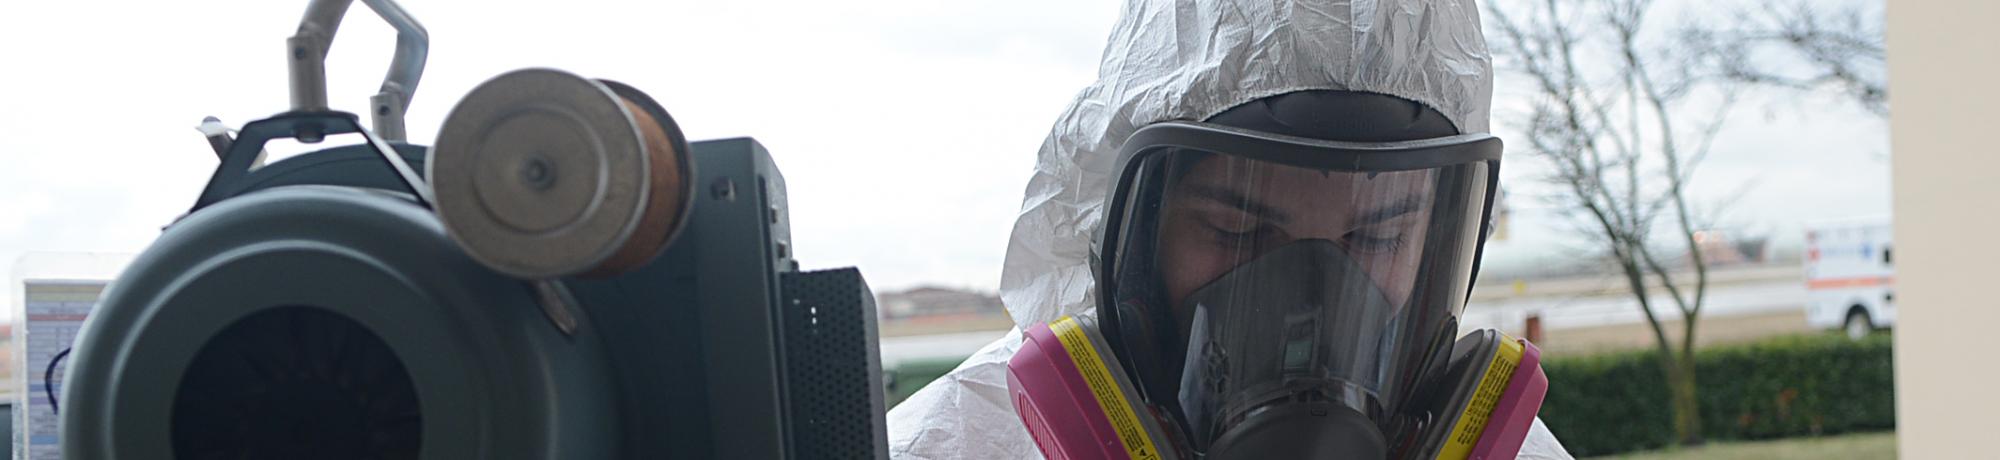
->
[{"left": 889, "top": 0, "right": 1573, "bottom": 458}]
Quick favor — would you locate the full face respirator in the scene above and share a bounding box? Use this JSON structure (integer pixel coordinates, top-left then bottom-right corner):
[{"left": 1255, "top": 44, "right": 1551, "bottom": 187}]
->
[
  {"left": 55, "top": 1, "right": 889, "bottom": 458},
  {"left": 1007, "top": 92, "right": 1549, "bottom": 459}
]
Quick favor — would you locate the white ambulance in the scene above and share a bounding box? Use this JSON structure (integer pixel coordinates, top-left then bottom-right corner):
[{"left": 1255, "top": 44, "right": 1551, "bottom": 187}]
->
[{"left": 1804, "top": 216, "right": 1895, "bottom": 339}]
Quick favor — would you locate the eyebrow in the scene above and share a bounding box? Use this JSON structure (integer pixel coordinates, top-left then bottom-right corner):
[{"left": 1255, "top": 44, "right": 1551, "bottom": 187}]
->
[
  {"left": 1354, "top": 196, "right": 1426, "bottom": 225},
  {"left": 1180, "top": 183, "right": 1427, "bottom": 226},
  {"left": 1181, "top": 184, "right": 1292, "bottom": 224}
]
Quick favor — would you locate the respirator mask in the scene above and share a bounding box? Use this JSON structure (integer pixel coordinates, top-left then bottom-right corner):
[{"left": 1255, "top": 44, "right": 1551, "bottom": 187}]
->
[{"left": 1007, "top": 92, "right": 1548, "bottom": 459}]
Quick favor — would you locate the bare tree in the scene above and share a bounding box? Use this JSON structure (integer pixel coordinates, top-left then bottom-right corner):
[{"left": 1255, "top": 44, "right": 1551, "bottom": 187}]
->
[
  {"left": 1681, "top": 0, "right": 1888, "bottom": 115},
  {"left": 1485, "top": 0, "right": 1740, "bottom": 445}
]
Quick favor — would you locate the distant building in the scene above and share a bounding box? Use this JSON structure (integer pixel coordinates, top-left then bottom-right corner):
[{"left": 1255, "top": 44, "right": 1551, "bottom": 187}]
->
[{"left": 876, "top": 287, "right": 1006, "bottom": 320}]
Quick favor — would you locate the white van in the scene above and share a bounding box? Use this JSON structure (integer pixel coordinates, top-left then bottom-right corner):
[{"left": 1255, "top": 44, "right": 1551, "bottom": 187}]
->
[{"left": 1804, "top": 217, "right": 1895, "bottom": 339}]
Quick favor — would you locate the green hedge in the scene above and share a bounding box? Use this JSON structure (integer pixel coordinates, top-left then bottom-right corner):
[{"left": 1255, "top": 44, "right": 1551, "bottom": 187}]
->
[
  {"left": 878, "top": 333, "right": 1895, "bottom": 456},
  {"left": 885, "top": 358, "right": 966, "bottom": 408},
  {"left": 1539, "top": 333, "right": 1897, "bottom": 456}
]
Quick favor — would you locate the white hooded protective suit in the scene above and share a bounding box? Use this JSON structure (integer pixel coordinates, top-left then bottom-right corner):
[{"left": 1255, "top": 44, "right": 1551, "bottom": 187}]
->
[{"left": 886, "top": 0, "right": 1573, "bottom": 458}]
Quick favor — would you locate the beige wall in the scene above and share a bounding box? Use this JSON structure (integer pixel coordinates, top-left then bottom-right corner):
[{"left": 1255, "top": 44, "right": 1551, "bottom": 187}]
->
[{"left": 1890, "top": 0, "right": 2000, "bottom": 457}]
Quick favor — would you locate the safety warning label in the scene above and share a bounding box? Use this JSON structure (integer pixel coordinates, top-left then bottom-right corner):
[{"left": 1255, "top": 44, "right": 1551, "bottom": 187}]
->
[{"left": 17, "top": 280, "right": 104, "bottom": 460}]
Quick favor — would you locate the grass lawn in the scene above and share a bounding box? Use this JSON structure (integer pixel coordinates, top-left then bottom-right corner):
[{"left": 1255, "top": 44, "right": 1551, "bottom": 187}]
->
[{"left": 1589, "top": 431, "right": 1896, "bottom": 459}]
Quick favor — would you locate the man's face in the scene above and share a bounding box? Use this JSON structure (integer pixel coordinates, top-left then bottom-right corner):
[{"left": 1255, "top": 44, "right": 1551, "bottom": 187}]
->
[{"left": 1154, "top": 154, "right": 1437, "bottom": 330}]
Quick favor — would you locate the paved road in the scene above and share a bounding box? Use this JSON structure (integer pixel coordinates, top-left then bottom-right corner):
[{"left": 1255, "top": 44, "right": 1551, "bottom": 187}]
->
[
  {"left": 880, "top": 264, "right": 1819, "bottom": 367},
  {"left": 1461, "top": 269, "right": 1806, "bottom": 333},
  {"left": 879, "top": 329, "right": 1009, "bottom": 368}
]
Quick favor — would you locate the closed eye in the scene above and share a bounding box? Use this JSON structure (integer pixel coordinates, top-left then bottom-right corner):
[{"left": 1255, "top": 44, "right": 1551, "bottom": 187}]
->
[
  {"left": 1202, "top": 217, "right": 1273, "bottom": 245},
  {"left": 1344, "top": 231, "right": 1407, "bottom": 254}
]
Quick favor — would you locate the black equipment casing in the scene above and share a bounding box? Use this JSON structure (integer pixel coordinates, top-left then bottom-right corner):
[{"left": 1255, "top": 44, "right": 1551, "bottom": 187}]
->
[{"left": 59, "top": 113, "right": 888, "bottom": 459}]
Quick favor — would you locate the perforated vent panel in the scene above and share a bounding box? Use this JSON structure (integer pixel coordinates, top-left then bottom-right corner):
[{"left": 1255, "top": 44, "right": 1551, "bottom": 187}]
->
[{"left": 780, "top": 268, "right": 889, "bottom": 459}]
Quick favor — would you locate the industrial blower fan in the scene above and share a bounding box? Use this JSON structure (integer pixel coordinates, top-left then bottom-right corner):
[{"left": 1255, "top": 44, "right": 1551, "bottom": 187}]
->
[{"left": 55, "top": 1, "right": 889, "bottom": 458}]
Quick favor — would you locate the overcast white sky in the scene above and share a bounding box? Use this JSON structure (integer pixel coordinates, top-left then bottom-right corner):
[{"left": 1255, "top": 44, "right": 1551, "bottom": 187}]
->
[{"left": 0, "top": 0, "right": 1888, "bottom": 318}]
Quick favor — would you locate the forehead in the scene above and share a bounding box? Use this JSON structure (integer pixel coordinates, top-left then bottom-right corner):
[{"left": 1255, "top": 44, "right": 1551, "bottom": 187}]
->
[{"left": 1176, "top": 154, "right": 1436, "bottom": 201}]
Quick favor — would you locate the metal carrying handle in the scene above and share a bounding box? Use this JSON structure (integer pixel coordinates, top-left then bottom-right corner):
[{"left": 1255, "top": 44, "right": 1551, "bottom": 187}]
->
[
  {"left": 190, "top": 112, "right": 435, "bottom": 212},
  {"left": 289, "top": 0, "right": 429, "bottom": 142}
]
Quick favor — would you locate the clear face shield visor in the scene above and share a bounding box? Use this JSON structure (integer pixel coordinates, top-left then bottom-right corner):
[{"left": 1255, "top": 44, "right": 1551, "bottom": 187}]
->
[{"left": 1095, "top": 121, "right": 1502, "bottom": 454}]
